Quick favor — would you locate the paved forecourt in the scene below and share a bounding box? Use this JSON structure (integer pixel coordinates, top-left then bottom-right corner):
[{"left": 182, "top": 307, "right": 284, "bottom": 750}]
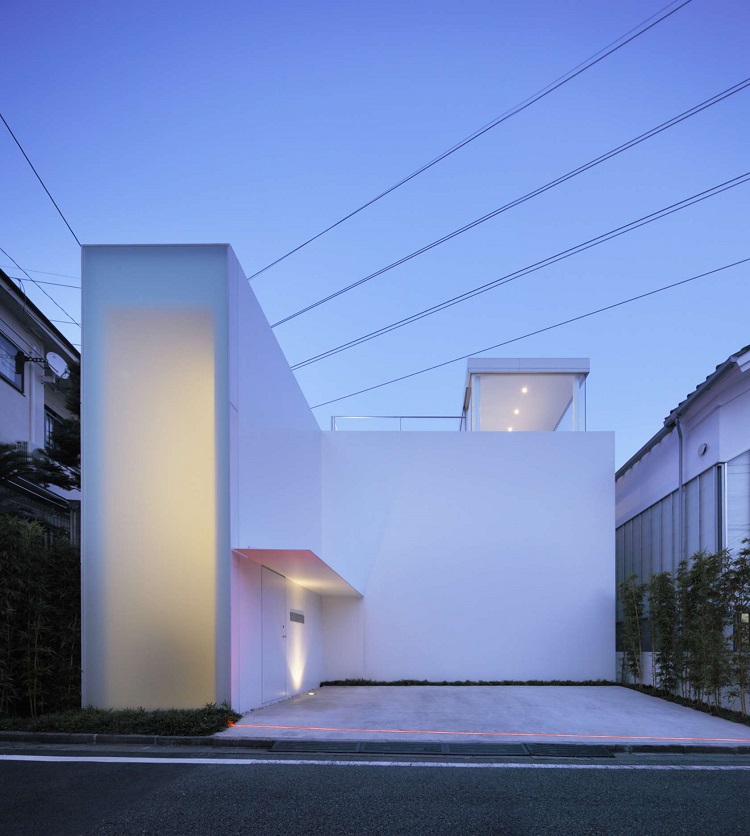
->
[{"left": 217, "top": 686, "right": 750, "bottom": 746}]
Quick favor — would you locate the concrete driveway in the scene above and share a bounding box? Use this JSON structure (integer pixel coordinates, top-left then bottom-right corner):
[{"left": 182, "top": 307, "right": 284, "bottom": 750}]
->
[{"left": 218, "top": 686, "right": 750, "bottom": 746}]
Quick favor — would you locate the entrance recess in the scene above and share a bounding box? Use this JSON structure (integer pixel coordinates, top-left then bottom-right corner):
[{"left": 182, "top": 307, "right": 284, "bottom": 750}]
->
[{"left": 261, "top": 566, "right": 287, "bottom": 704}]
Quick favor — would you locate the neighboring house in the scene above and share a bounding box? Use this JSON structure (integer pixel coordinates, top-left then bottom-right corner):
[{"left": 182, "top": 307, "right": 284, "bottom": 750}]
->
[
  {"left": 0, "top": 268, "right": 80, "bottom": 538},
  {"left": 615, "top": 345, "right": 750, "bottom": 659},
  {"left": 81, "top": 244, "right": 614, "bottom": 711}
]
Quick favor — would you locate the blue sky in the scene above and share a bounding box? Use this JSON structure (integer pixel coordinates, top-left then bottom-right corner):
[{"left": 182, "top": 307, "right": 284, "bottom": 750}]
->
[{"left": 2, "top": 0, "right": 748, "bottom": 465}]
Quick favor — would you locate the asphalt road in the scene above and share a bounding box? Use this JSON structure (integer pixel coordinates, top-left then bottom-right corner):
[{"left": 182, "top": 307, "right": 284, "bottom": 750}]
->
[{"left": 2, "top": 749, "right": 750, "bottom": 835}]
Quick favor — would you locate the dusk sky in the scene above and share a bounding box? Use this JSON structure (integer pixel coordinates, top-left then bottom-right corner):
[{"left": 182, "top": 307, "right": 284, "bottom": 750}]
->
[{"left": 3, "top": 0, "right": 748, "bottom": 465}]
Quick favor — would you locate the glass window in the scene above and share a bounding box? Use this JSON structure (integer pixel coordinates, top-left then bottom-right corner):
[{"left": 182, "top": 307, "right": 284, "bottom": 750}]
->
[
  {"left": 727, "top": 450, "right": 750, "bottom": 553},
  {"left": 699, "top": 469, "right": 717, "bottom": 552},
  {"left": 661, "top": 493, "right": 675, "bottom": 573},
  {"left": 468, "top": 372, "right": 587, "bottom": 431},
  {"left": 623, "top": 520, "right": 633, "bottom": 580},
  {"left": 632, "top": 515, "right": 642, "bottom": 582},
  {"left": 641, "top": 507, "right": 652, "bottom": 611},
  {"left": 685, "top": 476, "right": 700, "bottom": 557},
  {"left": 0, "top": 330, "right": 23, "bottom": 391},
  {"left": 44, "top": 408, "right": 62, "bottom": 448},
  {"left": 651, "top": 501, "right": 662, "bottom": 574},
  {"left": 616, "top": 526, "right": 625, "bottom": 621}
]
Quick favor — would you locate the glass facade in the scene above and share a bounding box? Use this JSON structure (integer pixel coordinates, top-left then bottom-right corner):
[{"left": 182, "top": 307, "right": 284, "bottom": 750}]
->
[
  {"left": 465, "top": 372, "right": 587, "bottom": 432},
  {"left": 727, "top": 450, "right": 750, "bottom": 553},
  {"left": 616, "top": 451, "right": 750, "bottom": 623},
  {"left": 615, "top": 465, "right": 720, "bottom": 621}
]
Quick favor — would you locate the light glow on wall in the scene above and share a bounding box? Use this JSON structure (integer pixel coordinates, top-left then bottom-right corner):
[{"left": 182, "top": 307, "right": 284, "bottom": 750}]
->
[{"left": 100, "top": 309, "right": 218, "bottom": 707}]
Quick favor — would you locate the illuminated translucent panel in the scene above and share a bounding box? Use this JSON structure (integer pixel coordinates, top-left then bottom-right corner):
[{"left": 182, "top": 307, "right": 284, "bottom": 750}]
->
[{"left": 98, "top": 309, "right": 218, "bottom": 707}]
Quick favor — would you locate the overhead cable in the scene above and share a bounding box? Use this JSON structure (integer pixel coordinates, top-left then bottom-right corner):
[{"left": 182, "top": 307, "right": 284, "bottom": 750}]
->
[
  {"left": 0, "top": 246, "right": 80, "bottom": 326},
  {"left": 5, "top": 274, "right": 81, "bottom": 289},
  {"left": 310, "top": 257, "right": 750, "bottom": 409},
  {"left": 0, "top": 264, "right": 81, "bottom": 282},
  {"left": 275, "top": 76, "right": 750, "bottom": 328},
  {"left": 292, "top": 171, "right": 750, "bottom": 369},
  {"left": 247, "top": 0, "right": 694, "bottom": 281},
  {"left": 0, "top": 113, "right": 81, "bottom": 247}
]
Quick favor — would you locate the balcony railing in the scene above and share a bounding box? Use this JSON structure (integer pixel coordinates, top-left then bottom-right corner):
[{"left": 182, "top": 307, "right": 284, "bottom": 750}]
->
[{"left": 330, "top": 415, "right": 466, "bottom": 431}]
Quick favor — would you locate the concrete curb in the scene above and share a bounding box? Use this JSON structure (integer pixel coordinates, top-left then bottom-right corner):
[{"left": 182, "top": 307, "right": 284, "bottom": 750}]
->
[{"left": 2, "top": 731, "right": 750, "bottom": 756}]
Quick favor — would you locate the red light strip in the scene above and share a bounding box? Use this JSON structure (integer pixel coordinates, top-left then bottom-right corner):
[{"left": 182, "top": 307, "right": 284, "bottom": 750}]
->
[{"left": 229, "top": 722, "right": 750, "bottom": 743}]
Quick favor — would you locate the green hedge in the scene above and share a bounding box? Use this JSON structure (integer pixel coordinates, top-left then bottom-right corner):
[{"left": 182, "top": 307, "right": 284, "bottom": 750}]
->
[
  {"left": 0, "top": 515, "right": 80, "bottom": 717},
  {"left": 0, "top": 703, "right": 241, "bottom": 736}
]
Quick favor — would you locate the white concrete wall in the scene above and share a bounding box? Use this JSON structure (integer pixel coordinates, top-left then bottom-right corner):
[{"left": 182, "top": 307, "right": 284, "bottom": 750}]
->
[
  {"left": 231, "top": 554, "right": 263, "bottom": 710},
  {"left": 231, "top": 553, "right": 323, "bottom": 711},
  {"left": 81, "top": 245, "right": 232, "bottom": 709},
  {"left": 230, "top": 256, "right": 322, "bottom": 554},
  {"left": 285, "top": 577, "right": 323, "bottom": 696},
  {"left": 321, "top": 431, "right": 615, "bottom": 682}
]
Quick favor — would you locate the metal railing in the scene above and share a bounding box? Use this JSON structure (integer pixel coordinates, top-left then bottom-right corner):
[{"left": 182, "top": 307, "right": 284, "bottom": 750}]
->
[{"left": 330, "top": 415, "right": 466, "bottom": 431}]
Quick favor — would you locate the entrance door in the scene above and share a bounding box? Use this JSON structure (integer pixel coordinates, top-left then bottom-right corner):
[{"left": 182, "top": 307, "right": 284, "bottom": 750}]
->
[{"left": 261, "top": 566, "right": 286, "bottom": 704}]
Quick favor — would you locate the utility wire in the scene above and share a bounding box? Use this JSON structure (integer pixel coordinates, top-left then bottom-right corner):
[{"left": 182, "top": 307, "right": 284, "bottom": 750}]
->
[
  {"left": 247, "top": 0, "right": 694, "bottom": 281},
  {"left": 5, "top": 274, "right": 80, "bottom": 289},
  {"left": 292, "top": 171, "right": 750, "bottom": 369},
  {"left": 0, "top": 113, "right": 81, "bottom": 247},
  {"left": 274, "top": 77, "right": 749, "bottom": 328},
  {"left": 0, "top": 247, "right": 80, "bottom": 326},
  {"left": 0, "top": 264, "right": 81, "bottom": 282},
  {"left": 311, "top": 256, "right": 750, "bottom": 409}
]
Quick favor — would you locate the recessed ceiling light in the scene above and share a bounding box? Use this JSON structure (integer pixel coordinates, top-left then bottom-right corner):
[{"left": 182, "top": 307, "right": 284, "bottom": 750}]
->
[
  {"left": 521, "top": 387, "right": 528, "bottom": 394},
  {"left": 513, "top": 409, "right": 519, "bottom": 415}
]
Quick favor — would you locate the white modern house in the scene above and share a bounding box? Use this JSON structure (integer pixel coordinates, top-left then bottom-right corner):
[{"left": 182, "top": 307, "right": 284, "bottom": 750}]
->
[
  {"left": 615, "top": 345, "right": 750, "bottom": 651},
  {"left": 0, "top": 268, "right": 80, "bottom": 535},
  {"left": 81, "top": 244, "right": 615, "bottom": 711}
]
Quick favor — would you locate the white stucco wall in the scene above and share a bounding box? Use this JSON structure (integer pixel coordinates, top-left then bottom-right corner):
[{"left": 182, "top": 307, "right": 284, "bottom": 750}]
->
[
  {"left": 231, "top": 554, "right": 323, "bottom": 711},
  {"left": 321, "top": 431, "right": 615, "bottom": 682},
  {"left": 230, "top": 255, "right": 322, "bottom": 554}
]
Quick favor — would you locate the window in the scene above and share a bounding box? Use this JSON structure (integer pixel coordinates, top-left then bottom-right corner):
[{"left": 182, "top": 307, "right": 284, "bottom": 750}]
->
[
  {"left": 0, "top": 330, "right": 23, "bottom": 392},
  {"left": 44, "top": 408, "right": 62, "bottom": 448},
  {"left": 727, "top": 450, "right": 750, "bottom": 553}
]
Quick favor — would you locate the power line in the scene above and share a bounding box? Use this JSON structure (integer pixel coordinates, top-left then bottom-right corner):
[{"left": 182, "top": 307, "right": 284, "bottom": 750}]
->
[
  {"left": 0, "top": 247, "right": 80, "bottom": 326},
  {"left": 292, "top": 171, "right": 750, "bottom": 369},
  {"left": 0, "top": 114, "right": 81, "bottom": 247},
  {"left": 0, "top": 264, "right": 81, "bottom": 282},
  {"left": 310, "top": 256, "right": 750, "bottom": 409},
  {"left": 5, "top": 274, "right": 80, "bottom": 289},
  {"left": 274, "top": 76, "right": 750, "bottom": 328},
  {"left": 247, "top": 0, "right": 694, "bottom": 281}
]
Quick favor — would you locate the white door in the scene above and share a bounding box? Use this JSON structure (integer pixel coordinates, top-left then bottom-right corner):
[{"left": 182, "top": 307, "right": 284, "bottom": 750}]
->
[{"left": 261, "top": 566, "right": 287, "bottom": 704}]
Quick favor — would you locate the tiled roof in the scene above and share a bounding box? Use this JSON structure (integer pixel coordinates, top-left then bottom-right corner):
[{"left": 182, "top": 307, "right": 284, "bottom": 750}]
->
[
  {"left": 664, "top": 343, "right": 750, "bottom": 423},
  {"left": 616, "top": 343, "right": 750, "bottom": 480}
]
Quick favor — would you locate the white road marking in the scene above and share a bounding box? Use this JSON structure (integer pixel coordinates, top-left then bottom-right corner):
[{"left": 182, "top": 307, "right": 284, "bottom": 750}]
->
[{"left": 2, "top": 755, "right": 750, "bottom": 770}]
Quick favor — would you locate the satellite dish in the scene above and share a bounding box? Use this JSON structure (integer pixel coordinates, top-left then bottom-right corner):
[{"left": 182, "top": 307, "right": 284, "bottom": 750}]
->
[{"left": 46, "top": 352, "right": 70, "bottom": 379}]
